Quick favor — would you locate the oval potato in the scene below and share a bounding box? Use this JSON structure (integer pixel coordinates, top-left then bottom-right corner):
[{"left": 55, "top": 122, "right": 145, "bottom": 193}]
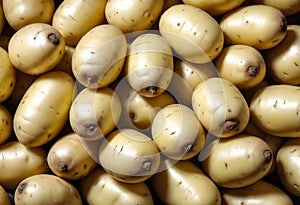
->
[{"left": 251, "top": 0, "right": 300, "bottom": 16}]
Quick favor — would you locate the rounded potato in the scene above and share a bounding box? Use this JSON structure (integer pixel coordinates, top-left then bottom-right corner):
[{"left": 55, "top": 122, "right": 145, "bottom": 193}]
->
[
  {"left": 215, "top": 44, "right": 266, "bottom": 90},
  {"left": 159, "top": 4, "right": 224, "bottom": 64},
  {"left": 80, "top": 167, "right": 154, "bottom": 205},
  {"left": 52, "top": 0, "right": 107, "bottom": 46},
  {"left": 221, "top": 180, "right": 293, "bottom": 205},
  {"left": 220, "top": 5, "right": 287, "bottom": 50},
  {"left": 98, "top": 129, "right": 160, "bottom": 183},
  {"left": 72, "top": 24, "right": 127, "bottom": 89},
  {"left": 0, "top": 185, "right": 10, "bottom": 205},
  {"left": 0, "top": 47, "right": 16, "bottom": 103},
  {"left": 13, "top": 71, "right": 75, "bottom": 147},
  {"left": 201, "top": 134, "right": 273, "bottom": 188},
  {"left": 0, "top": 141, "right": 48, "bottom": 189},
  {"left": 105, "top": 0, "right": 164, "bottom": 33},
  {"left": 8, "top": 23, "right": 65, "bottom": 75},
  {"left": 47, "top": 132, "right": 97, "bottom": 180},
  {"left": 265, "top": 25, "right": 300, "bottom": 85},
  {"left": 251, "top": 0, "right": 300, "bottom": 16},
  {"left": 14, "top": 174, "right": 82, "bottom": 205},
  {"left": 2, "top": 0, "right": 55, "bottom": 30},
  {"left": 150, "top": 159, "right": 221, "bottom": 205},
  {"left": 0, "top": 104, "right": 12, "bottom": 145},
  {"left": 250, "top": 84, "right": 300, "bottom": 137},
  {"left": 276, "top": 138, "right": 300, "bottom": 197}
]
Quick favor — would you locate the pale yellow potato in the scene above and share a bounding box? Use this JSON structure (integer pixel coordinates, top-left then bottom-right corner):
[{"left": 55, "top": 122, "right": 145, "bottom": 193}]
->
[
  {"left": 182, "top": 0, "right": 245, "bottom": 16},
  {"left": 0, "top": 141, "right": 48, "bottom": 189},
  {"left": 14, "top": 174, "right": 82, "bottom": 205},
  {"left": 2, "top": 0, "right": 55, "bottom": 30},
  {"left": 265, "top": 25, "right": 300, "bottom": 85},
  {"left": 80, "top": 167, "right": 154, "bottom": 205},
  {"left": 47, "top": 132, "right": 97, "bottom": 180},
  {"left": 0, "top": 47, "right": 16, "bottom": 103},
  {"left": 0, "top": 185, "right": 10, "bottom": 205},
  {"left": 251, "top": 0, "right": 300, "bottom": 16},
  {"left": 105, "top": 0, "right": 163, "bottom": 33},
  {"left": 0, "top": 104, "right": 12, "bottom": 145},
  {"left": 159, "top": 4, "right": 224, "bottom": 64},
  {"left": 215, "top": 44, "right": 266, "bottom": 90},
  {"left": 8, "top": 23, "right": 65, "bottom": 75},
  {"left": 250, "top": 84, "right": 300, "bottom": 137},
  {"left": 150, "top": 159, "right": 221, "bottom": 205},
  {"left": 201, "top": 134, "right": 273, "bottom": 188},
  {"left": 192, "top": 77, "right": 250, "bottom": 138},
  {"left": 98, "top": 129, "right": 160, "bottom": 183},
  {"left": 72, "top": 24, "right": 127, "bottom": 89},
  {"left": 13, "top": 71, "right": 75, "bottom": 147},
  {"left": 220, "top": 5, "right": 287, "bottom": 50},
  {"left": 52, "top": 0, "right": 107, "bottom": 46},
  {"left": 222, "top": 180, "right": 293, "bottom": 205},
  {"left": 276, "top": 138, "right": 300, "bottom": 197}
]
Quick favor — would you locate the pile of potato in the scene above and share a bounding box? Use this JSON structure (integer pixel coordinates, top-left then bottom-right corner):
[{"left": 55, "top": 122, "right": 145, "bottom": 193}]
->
[{"left": 0, "top": 0, "right": 300, "bottom": 204}]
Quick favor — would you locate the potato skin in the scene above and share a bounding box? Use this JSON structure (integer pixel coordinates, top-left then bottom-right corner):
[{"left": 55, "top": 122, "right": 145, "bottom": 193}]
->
[
  {"left": 0, "top": 185, "right": 10, "bottom": 205},
  {"left": 251, "top": 0, "right": 300, "bottom": 16},
  {"left": 0, "top": 104, "right": 12, "bottom": 145},
  {"left": 13, "top": 71, "right": 75, "bottom": 147}
]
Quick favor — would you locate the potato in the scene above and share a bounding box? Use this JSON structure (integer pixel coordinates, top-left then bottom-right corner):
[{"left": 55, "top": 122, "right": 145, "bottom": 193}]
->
[
  {"left": 220, "top": 5, "right": 287, "bottom": 50},
  {"left": 250, "top": 84, "right": 300, "bottom": 137},
  {"left": 150, "top": 159, "right": 221, "bottom": 205},
  {"left": 80, "top": 167, "right": 154, "bottom": 205},
  {"left": 276, "top": 138, "right": 300, "bottom": 197},
  {"left": 2, "top": 0, "right": 55, "bottom": 30},
  {"left": 69, "top": 87, "right": 122, "bottom": 140},
  {"left": 215, "top": 44, "right": 266, "bottom": 90},
  {"left": 14, "top": 174, "right": 82, "bottom": 205},
  {"left": 98, "top": 128, "right": 160, "bottom": 183},
  {"left": 105, "top": 0, "right": 164, "bottom": 33},
  {"left": 125, "top": 33, "right": 174, "bottom": 98},
  {"left": 151, "top": 104, "right": 206, "bottom": 160},
  {"left": 0, "top": 104, "right": 12, "bottom": 145},
  {"left": 0, "top": 47, "right": 16, "bottom": 103},
  {"left": 182, "top": 0, "right": 245, "bottom": 16},
  {"left": 13, "top": 71, "right": 75, "bottom": 147},
  {"left": 52, "top": 0, "right": 107, "bottom": 46},
  {"left": 201, "top": 134, "right": 273, "bottom": 188},
  {"left": 0, "top": 185, "right": 10, "bottom": 205},
  {"left": 72, "top": 24, "right": 127, "bottom": 89},
  {"left": 251, "top": 0, "right": 300, "bottom": 16},
  {"left": 47, "top": 132, "right": 97, "bottom": 180},
  {"left": 53, "top": 45, "right": 75, "bottom": 77},
  {"left": 159, "top": 4, "right": 224, "bottom": 64},
  {"left": 265, "top": 25, "right": 300, "bottom": 85},
  {"left": 0, "top": 141, "right": 48, "bottom": 189},
  {"left": 8, "top": 23, "right": 65, "bottom": 75},
  {"left": 221, "top": 180, "right": 293, "bottom": 205},
  {"left": 192, "top": 77, "right": 250, "bottom": 138}
]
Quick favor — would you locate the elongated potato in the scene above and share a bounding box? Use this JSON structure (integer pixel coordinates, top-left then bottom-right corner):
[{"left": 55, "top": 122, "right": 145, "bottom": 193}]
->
[
  {"left": 69, "top": 87, "right": 122, "bottom": 140},
  {"left": 2, "top": 0, "right": 55, "bottom": 30},
  {"left": 47, "top": 132, "right": 97, "bottom": 180},
  {"left": 159, "top": 4, "right": 224, "bottom": 64},
  {"left": 0, "top": 185, "right": 10, "bottom": 205},
  {"left": 0, "top": 47, "right": 16, "bottom": 103},
  {"left": 0, "top": 141, "right": 48, "bottom": 189},
  {"left": 250, "top": 84, "right": 300, "bottom": 137},
  {"left": 265, "top": 25, "right": 300, "bottom": 85},
  {"left": 215, "top": 44, "right": 266, "bottom": 90},
  {"left": 14, "top": 174, "right": 82, "bottom": 205},
  {"left": 201, "top": 134, "right": 273, "bottom": 188},
  {"left": 105, "top": 0, "right": 163, "bottom": 33},
  {"left": 72, "top": 24, "right": 127, "bottom": 89},
  {"left": 150, "top": 159, "right": 221, "bottom": 205},
  {"left": 276, "top": 138, "right": 300, "bottom": 197},
  {"left": 52, "top": 0, "right": 107, "bottom": 46},
  {"left": 220, "top": 5, "right": 287, "bottom": 50},
  {"left": 125, "top": 33, "right": 174, "bottom": 98},
  {"left": 192, "top": 77, "right": 250, "bottom": 138},
  {"left": 151, "top": 104, "right": 206, "bottom": 160},
  {"left": 0, "top": 104, "right": 12, "bottom": 145},
  {"left": 182, "top": 0, "right": 245, "bottom": 16},
  {"left": 8, "top": 23, "right": 65, "bottom": 75},
  {"left": 13, "top": 71, "right": 75, "bottom": 147},
  {"left": 221, "top": 180, "right": 293, "bottom": 205},
  {"left": 251, "top": 0, "right": 300, "bottom": 16},
  {"left": 99, "top": 129, "right": 160, "bottom": 183},
  {"left": 80, "top": 167, "right": 154, "bottom": 205}
]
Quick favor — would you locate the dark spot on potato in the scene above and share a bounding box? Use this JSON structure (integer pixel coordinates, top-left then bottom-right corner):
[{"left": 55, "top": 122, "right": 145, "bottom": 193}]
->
[
  {"left": 145, "top": 86, "right": 159, "bottom": 95},
  {"left": 58, "top": 162, "right": 68, "bottom": 172},
  {"left": 170, "top": 131, "right": 176, "bottom": 135},
  {"left": 142, "top": 161, "right": 152, "bottom": 171},
  {"left": 85, "top": 124, "right": 97, "bottom": 134},
  {"left": 48, "top": 33, "right": 60, "bottom": 46},
  {"left": 224, "top": 119, "right": 240, "bottom": 131},
  {"left": 129, "top": 112, "right": 137, "bottom": 120},
  {"left": 183, "top": 144, "right": 193, "bottom": 153},
  {"left": 246, "top": 66, "right": 257, "bottom": 77},
  {"left": 263, "top": 150, "right": 272, "bottom": 163},
  {"left": 280, "top": 17, "right": 287, "bottom": 33},
  {"left": 294, "top": 62, "right": 299, "bottom": 67},
  {"left": 83, "top": 164, "right": 87, "bottom": 169},
  {"left": 225, "top": 163, "right": 228, "bottom": 169},
  {"left": 17, "top": 182, "right": 27, "bottom": 194}
]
